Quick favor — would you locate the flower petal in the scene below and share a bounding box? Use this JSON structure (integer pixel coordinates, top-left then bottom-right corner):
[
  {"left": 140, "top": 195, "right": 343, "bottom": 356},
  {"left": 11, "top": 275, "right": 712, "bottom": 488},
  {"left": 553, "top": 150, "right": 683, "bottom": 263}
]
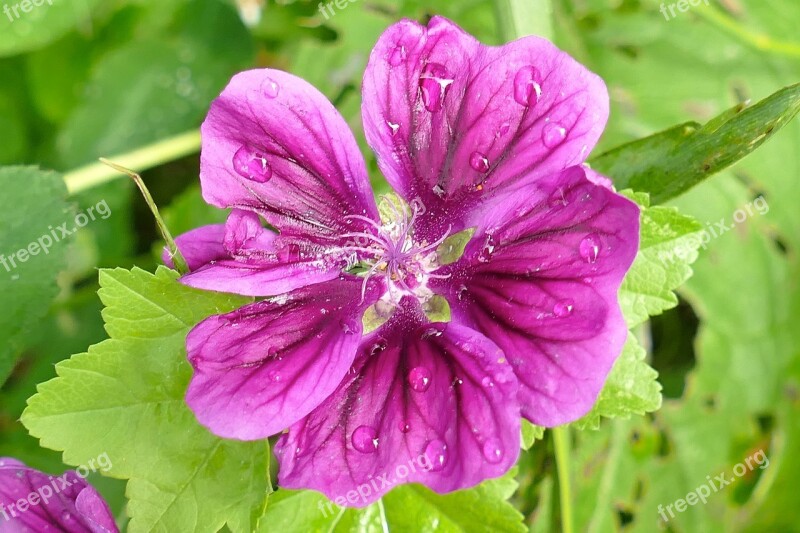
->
[
  {"left": 185, "top": 277, "right": 375, "bottom": 440},
  {"left": 162, "top": 224, "right": 228, "bottom": 271},
  {"left": 169, "top": 210, "right": 342, "bottom": 296},
  {"left": 0, "top": 458, "right": 117, "bottom": 533},
  {"left": 274, "top": 300, "right": 520, "bottom": 506},
  {"left": 362, "top": 16, "right": 608, "bottom": 239},
  {"left": 201, "top": 68, "right": 379, "bottom": 243},
  {"left": 431, "top": 167, "right": 639, "bottom": 426}
]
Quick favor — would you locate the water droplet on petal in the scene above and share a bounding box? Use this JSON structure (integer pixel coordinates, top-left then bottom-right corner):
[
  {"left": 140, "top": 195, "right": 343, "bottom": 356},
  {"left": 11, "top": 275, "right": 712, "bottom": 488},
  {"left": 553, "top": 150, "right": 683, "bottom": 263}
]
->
[
  {"left": 340, "top": 319, "right": 358, "bottom": 335},
  {"left": 267, "top": 370, "right": 282, "bottom": 382},
  {"left": 482, "top": 438, "right": 504, "bottom": 464},
  {"left": 498, "top": 122, "right": 511, "bottom": 137},
  {"left": 389, "top": 43, "right": 407, "bottom": 66},
  {"left": 262, "top": 77, "right": 280, "bottom": 99},
  {"left": 579, "top": 233, "right": 601, "bottom": 263},
  {"left": 277, "top": 242, "right": 301, "bottom": 262},
  {"left": 457, "top": 285, "right": 468, "bottom": 301},
  {"left": 420, "top": 326, "right": 444, "bottom": 340},
  {"left": 513, "top": 66, "right": 542, "bottom": 107},
  {"left": 419, "top": 63, "right": 454, "bottom": 113},
  {"left": 233, "top": 145, "right": 272, "bottom": 183},
  {"left": 408, "top": 366, "right": 432, "bottom": 392},
  {"left": 478, "top": 235, "right": 496, "bottom": 263},
  {"left": 399, "top": 420, "right": 411, "bottom": 433},
  {"left": 481, "top": 376, "right": 494, "bottom": 388},
  {"left": 352, "top": 425, "right": 379, "bottom": 453},
  {"left": 370, "top": 340, "right": 387, "bottom": 356},
  {"left": 542, "top": 123, "right": 567, "bottom": 148},
  {"left": 553, "top": 299, "right": 574, "bottom": 317},
  {"left": 61, "top": 511, "right": 73, "bottom": 521},
  {"left": 548, "top": 186, "right": 568, "bottom": 208},
  {"left": 423, "top": 439, "right": 448, "bottom": 471},
  {"left": 469, "top": 151, "right": 490, "bottom": 173}
]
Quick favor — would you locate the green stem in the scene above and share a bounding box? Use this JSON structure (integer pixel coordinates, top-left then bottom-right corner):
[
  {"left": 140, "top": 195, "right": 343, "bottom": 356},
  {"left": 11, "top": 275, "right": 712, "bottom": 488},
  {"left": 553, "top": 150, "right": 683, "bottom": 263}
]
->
[
  {"left": 63, "top": 130, "right": 201, "bottom": 195},
  {"left": 552, "top": 426, "right": 574, "bottom": 533},
  {"left": 99, "top": 158, "right": 189, "bottom": 275},
  {"left": 694, "top": 6, "right": 800, "bottom": 59},
  {"left": 495, "top": 0, "right": 553, "bottom": 40}
]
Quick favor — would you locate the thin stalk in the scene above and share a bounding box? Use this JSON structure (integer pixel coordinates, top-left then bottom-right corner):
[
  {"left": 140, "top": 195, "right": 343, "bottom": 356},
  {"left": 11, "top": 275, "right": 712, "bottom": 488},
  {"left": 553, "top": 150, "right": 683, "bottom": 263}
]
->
[
  {"left": 552, "top": 426, "right": 574, "bottom": 533},
  {"left": 494, "top": 0, "right": 553, "bottom": 40},
  {"left": 99, "top": 158, "right": 189, "bottom": 275},
  {"left": 64, "top": 130, "right": 201, "bottom": 195}
]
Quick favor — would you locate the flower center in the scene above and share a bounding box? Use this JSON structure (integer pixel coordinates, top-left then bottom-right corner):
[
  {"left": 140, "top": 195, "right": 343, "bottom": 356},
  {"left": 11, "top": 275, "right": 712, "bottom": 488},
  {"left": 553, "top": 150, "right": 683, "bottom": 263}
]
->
[{"left": 340, "top": 195, "right": 451, "bottom": 307}]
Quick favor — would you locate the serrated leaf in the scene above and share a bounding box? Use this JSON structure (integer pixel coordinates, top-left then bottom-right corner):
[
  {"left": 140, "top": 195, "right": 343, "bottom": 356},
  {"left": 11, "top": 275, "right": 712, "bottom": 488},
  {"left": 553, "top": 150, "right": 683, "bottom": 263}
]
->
[
  {"left": 619, "top": 192, "right": 703, "bottom": 328},
  {"left": 521, "top": 420, "right": 545, "bottom": 450},
  {"left": 0, "top": 166, "right": 73, "bottom": 386},
  {"left": 574, "top": 336, "right": 662, "bottom": 430},
  {"left": 591, "top": 83, "right": 800, "bottom": 204},
  {"left": 257, "top": 471, "right": 525, "bottom": 533},
  {"left": 21, "top": 267, "right": 269, "bottom": 533}
]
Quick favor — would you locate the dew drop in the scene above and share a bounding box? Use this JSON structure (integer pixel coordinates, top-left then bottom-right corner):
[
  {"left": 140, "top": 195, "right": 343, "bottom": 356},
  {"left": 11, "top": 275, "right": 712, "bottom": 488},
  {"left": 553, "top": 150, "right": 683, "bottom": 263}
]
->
[
  {"left": 513, "top": 66, "right": 542, "bottom": 107},
  {"left": 408, "top": 366, "right": 432, "bottom": 392},
  {"left": 481, "top": 376, "right": 495, "bottom": 388},
  {"left": 423, "top": 439, "right": 448, "bottom": 472},
  {"left": 277, "top": 242, "right": 301, "bottom": 262},
  {"left": 340, "top": 319, "right": 358, "bottom": 335},
  {"left": 482, "top": 438, "right": 504, "bottom": 464},
  {"left": 261, "top": 77, "right": 280, "bottom": 99},
  {"left": 579, "top": 233, "right": 601, "bottom": 264},
  {"left": 370, "top": 340, "right": 387, "bottom": 356},
  {"left": 419, "top": 63, "right": 454, "bottom": 113},
  {"left": 469, "top": 151, "right": 490, "bottom": 173},
  {"left": 233, "top": 145, "right": 272, "bottom": 183},
  {"left": 542, "top": 123, "right": 567, "bottom": 148},
  {"left": 399, "top": 420, "right": 412, "bottom": 433},
  {"left": 420, "top": 326, "right": 444, "bottom": 340},
  {"left": 478, "top": 235, "right": 496, "bottom": 263},
  {"left": 61, "top": 511, "right": 73, "bottom": 521},
  {"left": 553, "top": 299, "right": 574, "bottom": 317},
  {"left": 267, "top": 370, "right": 282, "bottom": 382},
  {"left": 388, "top": 43, "right": 407, "bottom": 66},
  {"left": 352, "top": 425, "right": 379, "bottom": 453},
  {"left": 548, "top": 186, "right": 568, "bottom": 208},
  {"left": 457, "top": 284, "right": 468, "bottom": 301}
]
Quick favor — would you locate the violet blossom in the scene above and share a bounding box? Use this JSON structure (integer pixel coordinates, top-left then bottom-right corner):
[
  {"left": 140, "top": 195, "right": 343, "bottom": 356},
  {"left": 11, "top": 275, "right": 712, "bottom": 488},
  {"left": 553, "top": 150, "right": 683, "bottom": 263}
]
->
[{"left": 165, "top": 16, "right": 639, "bottom": 505}]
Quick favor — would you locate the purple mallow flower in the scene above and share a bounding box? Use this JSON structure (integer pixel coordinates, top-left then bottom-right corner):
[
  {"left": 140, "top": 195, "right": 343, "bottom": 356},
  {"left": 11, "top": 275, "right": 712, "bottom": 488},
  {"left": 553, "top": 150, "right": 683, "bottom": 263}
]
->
[
  {"left": 0, "top": 458, "right": 117, "bottom": 532},
  {"left": 166, "top": 17, "right": 639, "bottom": 505}
]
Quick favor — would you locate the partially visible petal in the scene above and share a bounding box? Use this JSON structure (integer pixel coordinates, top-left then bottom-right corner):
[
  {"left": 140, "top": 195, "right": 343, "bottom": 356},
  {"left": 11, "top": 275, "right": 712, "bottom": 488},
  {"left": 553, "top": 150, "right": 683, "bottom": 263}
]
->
[
  {"left": 362, "top": 17, "right": 608, "bottom": 239},
  {"left": 432, "top": 167, "right": 639, "bottom": 426},
  {"left": 169, "top": 210, "right": 341, "bottom": 296},
  {"left": 186, "top": 277, "right": 377, "bottom": 440},
  {"left": 162, "top": 224, "right": 227, "bottom": 271},
  {"left": 274, "top": 300, "right": 520, "bottom": 505},
  {"left": 0, "top": 459, "right": 117, "bottom": 533},
  {"left": 201, "top": 69, "right": 379, "bottom": 244}
]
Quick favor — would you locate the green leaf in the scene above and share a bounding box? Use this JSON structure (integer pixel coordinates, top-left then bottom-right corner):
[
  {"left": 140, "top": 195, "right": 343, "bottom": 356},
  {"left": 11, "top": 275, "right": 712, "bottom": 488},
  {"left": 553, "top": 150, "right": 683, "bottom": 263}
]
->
[
  {"left": 573, "top": 336, "right": 662, "bottom": 430},
  {"left": 619, "top": 192, "right": 703, "bottom": 329},
  {"left": 591, "top": 84, "right": 800, "bottom": 204},
  {"left": 0, "top": 0, "right": 104, "bottom": 57},
  {"left": 56, "top": 0, "right": 253, "bottom": 168},
  {"left": 258, "top": 472, "right": 525, "bottom": 533},
  {"left": 0, "top": 166, "right": 73, "bottom": 386},
  {"left": 522, "top": 420, "right": 545, "bottom": 450},
  {"left": 22, "top": 267, "right": 269, "bottom": 532}
]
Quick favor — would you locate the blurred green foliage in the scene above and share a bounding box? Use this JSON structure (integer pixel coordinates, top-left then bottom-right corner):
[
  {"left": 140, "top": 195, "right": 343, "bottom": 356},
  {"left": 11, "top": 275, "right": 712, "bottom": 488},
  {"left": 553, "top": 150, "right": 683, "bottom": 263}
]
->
[{"left": 1, "top": 0, "right": 798, "bottom": 531}]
